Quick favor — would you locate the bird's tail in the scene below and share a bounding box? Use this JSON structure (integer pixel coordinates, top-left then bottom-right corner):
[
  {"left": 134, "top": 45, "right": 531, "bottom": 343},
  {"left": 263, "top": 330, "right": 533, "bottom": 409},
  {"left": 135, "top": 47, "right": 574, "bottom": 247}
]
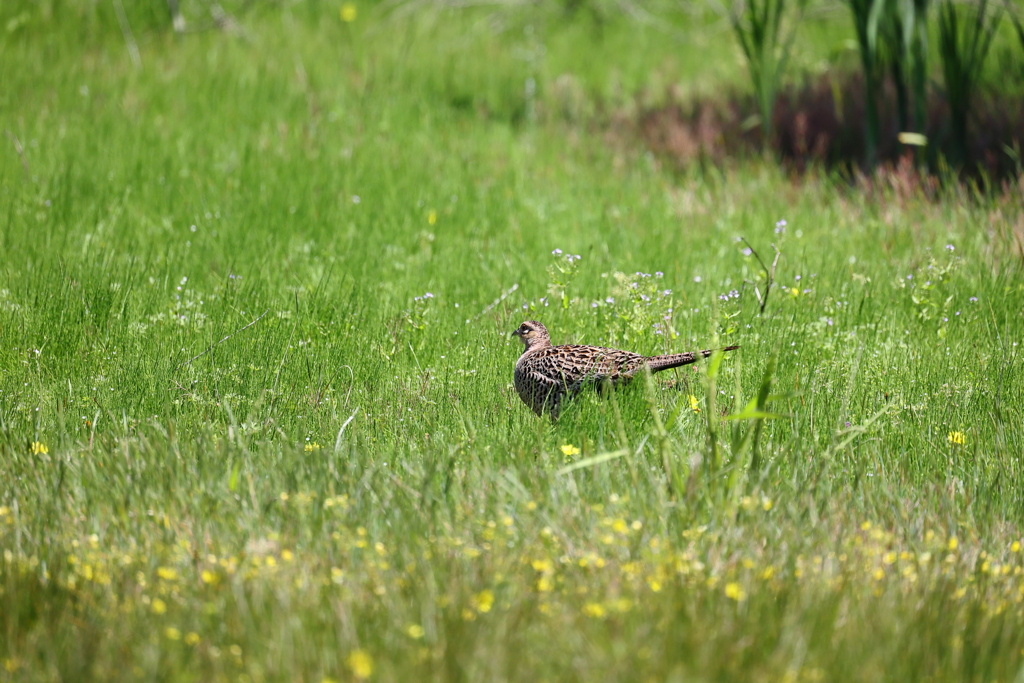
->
[{"left": 647, "top": 345, "right": 740, "bottom": 372}]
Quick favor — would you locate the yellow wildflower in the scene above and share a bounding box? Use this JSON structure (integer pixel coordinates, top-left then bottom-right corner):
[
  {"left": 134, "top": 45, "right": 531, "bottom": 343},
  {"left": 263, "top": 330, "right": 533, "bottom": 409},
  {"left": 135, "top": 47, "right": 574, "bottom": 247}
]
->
[
  {"left": 30, "top": 441, "right": 48, "bottom": 455},
  {"left": 687, "top": 395, "right": 700, "bottom": 413},
  {"left": 151, "top": 598, "right": 167, "bottom": 614},
  {"left": 165, "top": 627, "right": 181, "bottom": 640},
  {"left": 947, "top": 431, "right": 965, "bottom": 445},
  {"left": 948, "top": 537, "right": 958, "bottom": 551},
  {"left": 406, "top": 624, "right": 425, "bottom": 639},
  {"left": 304, "top": 442, "right": 321, "bottom": 452},
  {"left": 531, "top": 558, "right": 552, "bottom": 572},
  {"left": 185, "top": 632, "right": 200, "bottom": 645},
  {"left": 473, "top": 589, "right": 494, "bottom": 613},
  {"left": 1012, "top": 541, "right": 1021, "bottom": 553},
  {"left": 560, "top": 444, "right": 580, "bottom": 457},
  {"left": 582, "top": 602, "right": 606, "bottom": 618},
  {"left": 157, "top": 567, "right": 177, "bottom": 581},
  {"left": 724, "top": 582, "right": 746, "bottom": 601},
  {"left": 428, "top": 210, "right": 437, "bottom": 225},
  {"left": 339, "top": 3, "right": 357, "bottom": 22}
]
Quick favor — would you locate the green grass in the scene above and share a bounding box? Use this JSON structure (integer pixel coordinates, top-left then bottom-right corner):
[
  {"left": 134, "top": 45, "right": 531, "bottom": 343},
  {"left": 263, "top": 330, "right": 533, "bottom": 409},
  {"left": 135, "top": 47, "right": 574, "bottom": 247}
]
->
[{"left": 2, "top": 2, "right": 1024, "bottom": 682}]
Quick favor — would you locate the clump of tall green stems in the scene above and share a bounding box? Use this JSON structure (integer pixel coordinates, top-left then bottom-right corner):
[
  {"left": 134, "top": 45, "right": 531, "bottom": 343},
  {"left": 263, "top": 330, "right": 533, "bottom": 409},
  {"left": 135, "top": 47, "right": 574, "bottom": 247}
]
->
[
  {"left": 728, "top": 0, "right": 807, "bottom": 146},
  {"left": 845, "top": 0, "right": 931, "bottom": 169},
  {"left": 937, "top": 0, "right": 1001, "bottom": 166}
]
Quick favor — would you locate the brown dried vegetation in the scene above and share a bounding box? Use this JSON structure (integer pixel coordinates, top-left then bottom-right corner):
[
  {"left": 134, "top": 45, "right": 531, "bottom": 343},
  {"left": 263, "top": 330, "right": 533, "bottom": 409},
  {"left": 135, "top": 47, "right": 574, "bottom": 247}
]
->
[{"left": 637, "top": 71, "right": 1024, "bottom": 186}]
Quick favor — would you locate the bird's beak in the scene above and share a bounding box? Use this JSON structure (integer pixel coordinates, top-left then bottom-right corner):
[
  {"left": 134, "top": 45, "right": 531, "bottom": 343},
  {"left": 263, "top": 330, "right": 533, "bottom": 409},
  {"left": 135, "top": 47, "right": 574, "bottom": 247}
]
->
[{"left": 511, "top": 329, "right": 522, "bottom": 337}]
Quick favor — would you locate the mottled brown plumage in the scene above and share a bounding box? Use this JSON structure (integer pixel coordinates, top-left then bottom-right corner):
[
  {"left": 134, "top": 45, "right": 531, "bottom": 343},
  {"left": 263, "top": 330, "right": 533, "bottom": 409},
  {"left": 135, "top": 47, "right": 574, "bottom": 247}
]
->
[{"left": 512, "top": 320, "right": 738, "bottom": 420}]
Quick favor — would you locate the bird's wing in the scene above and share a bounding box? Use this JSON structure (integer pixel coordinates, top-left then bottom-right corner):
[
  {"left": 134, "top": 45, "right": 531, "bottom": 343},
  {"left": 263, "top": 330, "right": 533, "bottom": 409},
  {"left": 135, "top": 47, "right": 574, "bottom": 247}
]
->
[{"left": 536, "top": 346, "right": 645, "bottom": 387}]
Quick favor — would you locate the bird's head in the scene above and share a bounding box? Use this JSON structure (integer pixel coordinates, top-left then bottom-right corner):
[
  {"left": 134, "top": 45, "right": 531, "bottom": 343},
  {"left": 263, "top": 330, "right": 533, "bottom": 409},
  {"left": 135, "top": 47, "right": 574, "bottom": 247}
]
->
[{"left": 512, "top": 320, "right": 550, "bottom": 349}]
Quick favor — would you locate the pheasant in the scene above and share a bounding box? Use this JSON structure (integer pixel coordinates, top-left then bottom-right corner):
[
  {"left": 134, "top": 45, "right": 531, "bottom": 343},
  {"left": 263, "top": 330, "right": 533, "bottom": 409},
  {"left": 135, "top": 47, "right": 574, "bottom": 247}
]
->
[{"left": 512, "top": 320, "right": 738, "bottom": 420}]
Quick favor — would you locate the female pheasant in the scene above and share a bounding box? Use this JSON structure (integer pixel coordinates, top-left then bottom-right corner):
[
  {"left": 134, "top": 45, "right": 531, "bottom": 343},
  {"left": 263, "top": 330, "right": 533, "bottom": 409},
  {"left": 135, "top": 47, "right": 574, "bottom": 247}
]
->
[{"left": 512, "top": 320, "right": 738, "bottom": 420}]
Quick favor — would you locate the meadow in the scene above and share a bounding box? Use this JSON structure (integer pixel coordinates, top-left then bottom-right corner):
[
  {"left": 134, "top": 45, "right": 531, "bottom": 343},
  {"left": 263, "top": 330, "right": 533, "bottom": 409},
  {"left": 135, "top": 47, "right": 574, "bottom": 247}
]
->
[{"left": 2, "top": 1, "right": 1024, "bottom": 681}]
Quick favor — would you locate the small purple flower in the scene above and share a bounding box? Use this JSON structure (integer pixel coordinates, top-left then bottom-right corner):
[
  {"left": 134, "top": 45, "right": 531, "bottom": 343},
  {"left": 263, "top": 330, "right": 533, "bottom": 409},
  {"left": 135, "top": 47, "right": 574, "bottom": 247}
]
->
[
  {"left": 655, "top": 271, "right": 664, "bottom": 278},
  {"left": 906, "top": 275, "right": 913, "bottom": 280},
  {"left": 605, "top": 297, "right": 615, "bottom": 304},
  {"left": 969, "top": 297, "right": 978, "bottom": 302},
  {"left": 591, "top": 302, "right": 598, "bottom": 308},
  {"left": 552, "top": 248, "right": 563, "bottom": 256},
  {"left": 742, "top": 248, "right": 752, "bottom": 256},
  {"left": 946, "top": 244, "right": 955, "bottom": 251}
]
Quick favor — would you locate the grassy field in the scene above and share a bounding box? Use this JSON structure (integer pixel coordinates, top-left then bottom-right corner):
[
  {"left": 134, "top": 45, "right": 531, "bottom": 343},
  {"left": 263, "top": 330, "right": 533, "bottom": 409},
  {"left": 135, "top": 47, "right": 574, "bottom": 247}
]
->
[{"left": 2, "top": 2, "right": 1024, "bottom": 681}]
